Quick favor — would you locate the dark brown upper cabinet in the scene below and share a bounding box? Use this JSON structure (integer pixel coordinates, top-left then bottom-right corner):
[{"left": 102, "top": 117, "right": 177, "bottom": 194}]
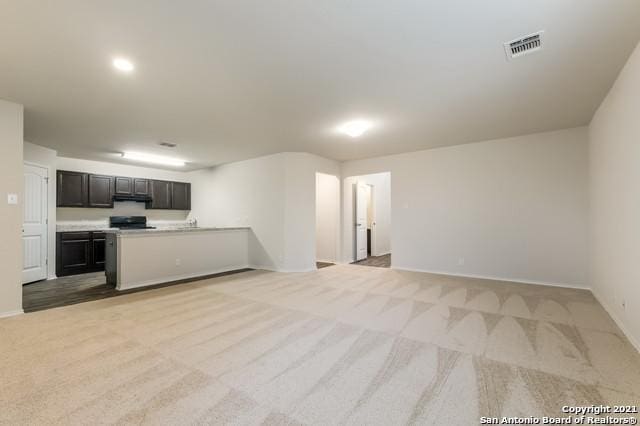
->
[
  {"left": 171, "top": 182, "right": 191, "bottom": 210},
  {"left": 57, "top": 170, "right": 190, "bottom": 210},
  {"left": 87, "top": 174, "right": 114, "bottom": 208},
  {"left": 133, "top": 178, "right": 149, "bottom": 196},
  {"left": 57, "top": 170, "right": 88, "bottom": 207},
  {"left": 114, "top": 176, "right": 133, "bottom": 195},
  {"left": 147, "top": 180, "right": 172, "bottom": 209}
]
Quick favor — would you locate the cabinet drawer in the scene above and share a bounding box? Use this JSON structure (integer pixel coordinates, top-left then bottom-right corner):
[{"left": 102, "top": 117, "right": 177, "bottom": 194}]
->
[{"left": 60, "top": 232, "right": 90, "bottom": 241}]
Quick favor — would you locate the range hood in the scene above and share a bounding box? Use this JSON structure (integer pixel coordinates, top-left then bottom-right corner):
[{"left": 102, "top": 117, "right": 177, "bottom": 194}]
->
[{"left": 113, "top": 194, "right": 152, "bottom": 202}]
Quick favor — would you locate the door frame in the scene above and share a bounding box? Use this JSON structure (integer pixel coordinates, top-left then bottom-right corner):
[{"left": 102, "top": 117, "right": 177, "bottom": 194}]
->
[
  {"left": 354, "top": 181, "right": 369, "bottom": 261},
  {"left": 367, "top": 183, "right": 377, "bottom": 256},
  {"left": 343, "top": 172, "right": 391, "bottom": 264},
  {"left": 23, "top": 161, "right": 53, "bottom": 282}
]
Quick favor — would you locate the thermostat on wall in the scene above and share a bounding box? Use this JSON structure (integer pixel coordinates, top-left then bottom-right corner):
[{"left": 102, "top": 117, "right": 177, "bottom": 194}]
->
[{"left": 7, "top": 193, "right": 18, "bottom": 205}]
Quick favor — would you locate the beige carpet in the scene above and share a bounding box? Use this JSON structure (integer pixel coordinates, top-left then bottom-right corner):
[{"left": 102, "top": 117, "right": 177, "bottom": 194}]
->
[{"left": 1, "top": 264, "right": 639, "bottom": 425}]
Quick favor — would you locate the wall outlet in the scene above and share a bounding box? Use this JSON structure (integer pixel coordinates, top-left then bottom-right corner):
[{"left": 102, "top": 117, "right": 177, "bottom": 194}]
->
[
  {"left": 175, "top": 259, "right": 181, "bottom": 266},
  {"left": 458, "top": 258, "right": 465, "bottom": 266}
]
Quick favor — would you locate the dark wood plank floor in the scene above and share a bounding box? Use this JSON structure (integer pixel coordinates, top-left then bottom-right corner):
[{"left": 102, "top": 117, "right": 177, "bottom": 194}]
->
[
  {"left": 22, "top": 268, "right": 252, "bottom": 313},
  {"left": 351, "top": 253, "right": 391, "bottom": 268}
]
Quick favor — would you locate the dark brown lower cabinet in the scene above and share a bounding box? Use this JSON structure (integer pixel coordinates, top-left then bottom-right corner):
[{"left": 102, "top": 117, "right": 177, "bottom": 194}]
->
[
  {"left": 56, "top": 232, "right": 107, "bottom": 277},
  {"left": 92, "top": 232, "right": 106, "bottom": 268}
]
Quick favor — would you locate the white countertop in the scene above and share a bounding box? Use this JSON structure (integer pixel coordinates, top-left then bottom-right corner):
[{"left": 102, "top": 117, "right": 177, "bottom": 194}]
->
[
  {"left": 57, "top": 224, "right": 249, "bottom": 234},
  {"left": 108, "top": 226, "right": 250, "bottom": 235}
]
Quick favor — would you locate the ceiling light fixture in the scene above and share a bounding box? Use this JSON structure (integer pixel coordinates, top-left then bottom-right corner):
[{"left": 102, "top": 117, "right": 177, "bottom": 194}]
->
[
  {"left": 121, "top": 151, "right": 185, "bottom": 167},
  {"left": 112, "top": 57, "right": 135, "bottom": 72},
  {"left": 338, "top": 120, "right": 373, "bottom": 138}
]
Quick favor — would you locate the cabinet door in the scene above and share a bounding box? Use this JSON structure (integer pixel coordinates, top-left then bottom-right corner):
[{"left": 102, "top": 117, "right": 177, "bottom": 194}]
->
[
  {"left": 56, "top": 170, "right": 87, "bottom": 207},
  {"left": 56, "top": 232, "right": 90, "bottom": 276},
  {"left": 88, "top": 174, "right": 114, "bottom": 208},
  {"left": 171, "top": 182, "right": 191, "bottom": 210},
  {"left": 91, "top": 232, "right": 106, "bottom": 268},
  {"left": 148, "top": 180, "right": 172, "bottom": 209},
  {"left": 114, "top": 177, "right": 133, "bottom": 195},
  {"left": 133, "top": 178, "right": 149, "bottom": 195}
]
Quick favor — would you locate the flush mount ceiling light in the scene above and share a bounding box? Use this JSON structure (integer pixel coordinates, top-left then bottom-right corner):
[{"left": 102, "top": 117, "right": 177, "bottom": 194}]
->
[
  {"left": 122, "top": 152, "right": 185, "bottom": 167},
  {"left": 112, "top": 57, "right": 135, "bottom": 72},
  {"left": 338, "top": 120, "right": 373, "bottom": 138}
]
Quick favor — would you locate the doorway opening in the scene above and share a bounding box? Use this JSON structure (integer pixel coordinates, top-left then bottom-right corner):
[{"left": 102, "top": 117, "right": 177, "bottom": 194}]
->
[
  {"left": 348, "top": 172, "right": 391, "bottom": 268},
  {"left": 315, "top": 172, "right": 340, "bottom": 269}
]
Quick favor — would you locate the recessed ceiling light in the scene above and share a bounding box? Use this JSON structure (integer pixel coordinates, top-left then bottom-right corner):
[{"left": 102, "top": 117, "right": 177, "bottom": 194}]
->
[
  {"left": 122, "top": 152, "right": 185, "bottom": 167},
  {"left": 338, "top": 120, "right": 373, "bottom": 138},
  {"left": 112, "top": 57, "right": 134, "bottom": 72}
]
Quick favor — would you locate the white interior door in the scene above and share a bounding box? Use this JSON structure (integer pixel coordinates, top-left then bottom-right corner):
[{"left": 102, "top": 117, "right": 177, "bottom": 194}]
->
[
  {"left": 355, "top": 182, "right": 368, "bottom": 261},
  {"left": 23, "top": 164, "right": 48, "bottom": 283}
]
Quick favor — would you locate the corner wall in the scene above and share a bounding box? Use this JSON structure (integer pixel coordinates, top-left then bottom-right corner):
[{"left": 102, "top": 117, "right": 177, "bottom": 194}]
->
[
  {"left": 341, "top": 127, "right": 589, "bottom": 288},
  {"left": 316, "top": 173, "right": 340, "bottom": 263},
  {"left": 188, "top": 152, "right": 340, "bottom": 272},
  {"left": 283, "top": 153, "right": 340, "bottom": 271},
  {"left": 0, "top": 99, "right": 24, "bottom": 317},
  {"left": 188, "top": 153, "right": 287, "bottom": 271},
  {"left": 589, "top": 40, "right": 640, "bottom": 349}
]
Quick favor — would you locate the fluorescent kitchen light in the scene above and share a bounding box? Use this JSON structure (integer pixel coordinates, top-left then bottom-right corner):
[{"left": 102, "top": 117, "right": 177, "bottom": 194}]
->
[
  {"left": 338, "top": 120, "right": 373, "bottom": 137},
  {"left": 122, "top": 152, "right": 185, "bottom": 167},
  {"left": 112, "top": 57, "right": 135, "bottom": 72}
]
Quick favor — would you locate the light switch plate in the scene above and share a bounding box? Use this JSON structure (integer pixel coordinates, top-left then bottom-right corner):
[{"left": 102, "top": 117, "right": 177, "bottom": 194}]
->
[{"left": 7, "top": 193, "right": 18, "bottom": 205}]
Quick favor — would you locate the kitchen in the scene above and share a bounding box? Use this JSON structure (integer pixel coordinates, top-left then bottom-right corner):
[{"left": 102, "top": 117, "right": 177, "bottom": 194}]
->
[{"left": 22, "top": 145, "right": 251, "bottom": 312}]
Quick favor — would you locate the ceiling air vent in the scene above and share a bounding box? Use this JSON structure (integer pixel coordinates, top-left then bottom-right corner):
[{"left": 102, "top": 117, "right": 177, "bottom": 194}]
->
[{"left": 504, "top": 31, "right": 544, "bottom": 60}]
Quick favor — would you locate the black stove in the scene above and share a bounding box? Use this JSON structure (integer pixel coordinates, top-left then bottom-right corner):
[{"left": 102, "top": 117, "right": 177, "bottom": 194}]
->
[{"left": 109, "top": 216, "right": 156, "bottom": 230}]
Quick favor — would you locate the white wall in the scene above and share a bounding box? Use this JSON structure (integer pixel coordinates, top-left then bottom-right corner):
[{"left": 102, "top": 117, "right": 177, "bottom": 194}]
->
[
  {"left": 341, "top": 127, "right": 589, "bottom": 288},
  {"left": 24, "top": 142, "right": 57, "bottom": 279},
  {"left": 0, "top": 99, "right": 24, "bottom": 317},
  {"left": 316, "top": 173, "right": 340, "bottom": 263},
  {"left": 188, "top": 153, "right": 287, "bottom": 270},
  {"left": 283, "top": 153, "right": 340, "bottom": 271},
  {"left": 342, "top": 172, "right": 391, "bottom": 259},
  {"left": 56, "top": 156, "right": 192, "bottom": 225},
  {"left": 116, "top": 229, "right": 249, "bottom": 290},
  {"left": 589, "top": 40, "right": 640, "bottom": 349},
  {"left": 189, "top": 152, "right": 340, "bottom": 272}
]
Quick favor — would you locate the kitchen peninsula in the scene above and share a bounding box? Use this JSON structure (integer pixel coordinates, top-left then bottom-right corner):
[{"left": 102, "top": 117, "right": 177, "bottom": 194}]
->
[{"left": 105, "top": 226, "right": 250, "bottom": 290}]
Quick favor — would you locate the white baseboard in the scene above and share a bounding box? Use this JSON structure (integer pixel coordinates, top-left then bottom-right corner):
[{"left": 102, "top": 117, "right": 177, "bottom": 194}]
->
[
  {"left": 390, "top": 265, "right": 588, "bottom": 290},
  {"left": 116, "top": 265, "right": 251, "bottom": 291},
  {"left": 248, "top": 264, "right": 317, "bottom": 273},
  {"left": 591, "top": 288, "right": 640, "bottom": 353},
  {"left": 248, "top": 264, "right": 278, "bottom": 272},
  {"left": 0, "top": 309, "right": 24, "bottom": 319}
]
